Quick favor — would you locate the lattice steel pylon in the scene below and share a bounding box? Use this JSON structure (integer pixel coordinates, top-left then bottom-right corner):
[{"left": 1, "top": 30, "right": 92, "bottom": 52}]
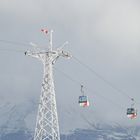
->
[{"left": 25, "top": 29, "right": 71, "bottom": 140}]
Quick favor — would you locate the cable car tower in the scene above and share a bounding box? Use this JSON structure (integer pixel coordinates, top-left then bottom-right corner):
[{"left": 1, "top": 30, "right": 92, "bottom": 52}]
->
[{"left": 25, "top": 29, "right": 71, "bottom": 140}]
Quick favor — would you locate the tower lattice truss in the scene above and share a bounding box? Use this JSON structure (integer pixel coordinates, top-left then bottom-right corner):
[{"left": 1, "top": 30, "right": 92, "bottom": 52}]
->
[{"left": 26, "top": 30, "right": 71, "bottom": 140}]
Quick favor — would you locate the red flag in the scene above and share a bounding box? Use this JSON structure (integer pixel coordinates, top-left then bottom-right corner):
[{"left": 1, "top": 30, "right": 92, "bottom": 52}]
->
[{"left": 41, "top": 29, "right": 48, "bottom": 34}]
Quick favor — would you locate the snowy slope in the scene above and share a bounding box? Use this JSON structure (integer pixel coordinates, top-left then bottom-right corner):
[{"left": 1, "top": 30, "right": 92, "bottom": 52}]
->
[
  {"left": 61, "top": 127, "right": 138, "bottom": 140},
  {"left": 0, "top": 99, "right": 37, "bottom": 138},
  {"left": 0, "top": 100, "right": 139, "bottom": 140}
]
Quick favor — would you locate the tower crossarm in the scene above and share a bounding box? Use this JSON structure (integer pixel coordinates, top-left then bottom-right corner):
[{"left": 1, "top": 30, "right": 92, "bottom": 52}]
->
[
  {"left": 25, "top": 50, "right": 42, "bottom": 59},
  {"left": 52, "top": 49, "right": 72, "bottom": 64},
  {"left": 58, "top": 50, "right": 72, "bottom": 58}
]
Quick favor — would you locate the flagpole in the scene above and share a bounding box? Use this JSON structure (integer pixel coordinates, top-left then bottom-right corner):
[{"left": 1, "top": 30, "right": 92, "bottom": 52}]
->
[{"left": 49, "top": 30, "right": 53, "bottom": 51}]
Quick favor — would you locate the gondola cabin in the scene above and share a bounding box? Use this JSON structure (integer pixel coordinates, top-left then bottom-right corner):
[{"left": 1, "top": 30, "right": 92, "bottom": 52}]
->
[
  {"left": 79, "top": 96, "right": 89, "bottom": 107},
  {"left": 127, "top": 108, "right": 137, "bottom": 119}
]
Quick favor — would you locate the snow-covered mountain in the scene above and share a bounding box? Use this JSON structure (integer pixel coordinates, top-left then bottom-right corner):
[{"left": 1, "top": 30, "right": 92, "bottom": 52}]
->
[
  {"left": 61, "top": 126, "right": 140, "bottom": 140},
  {"left": 0, "top": 101, "right": 140, "bottom": 140},
  {"left": 0, "top": 99, "right": 37, "bottom": 139},
  {"left": 1, "top": 125, "right": 140, "bottom": 140}
]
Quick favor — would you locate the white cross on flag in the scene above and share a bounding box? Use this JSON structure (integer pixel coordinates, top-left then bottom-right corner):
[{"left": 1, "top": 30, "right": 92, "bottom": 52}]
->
[{"left": 41, "top": 29, "right": 48, "bottom": 34}]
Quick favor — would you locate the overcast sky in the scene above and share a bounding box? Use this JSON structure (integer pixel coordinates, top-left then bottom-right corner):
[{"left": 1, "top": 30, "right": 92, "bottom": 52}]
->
[{"left": 0, "top": 0, "right": 140, "bottom": 133}]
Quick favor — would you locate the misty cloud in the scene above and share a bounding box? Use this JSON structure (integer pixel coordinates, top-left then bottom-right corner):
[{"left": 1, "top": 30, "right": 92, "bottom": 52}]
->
[{"left": 0, "top": 0, "right": 140, "bottom": 133}]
